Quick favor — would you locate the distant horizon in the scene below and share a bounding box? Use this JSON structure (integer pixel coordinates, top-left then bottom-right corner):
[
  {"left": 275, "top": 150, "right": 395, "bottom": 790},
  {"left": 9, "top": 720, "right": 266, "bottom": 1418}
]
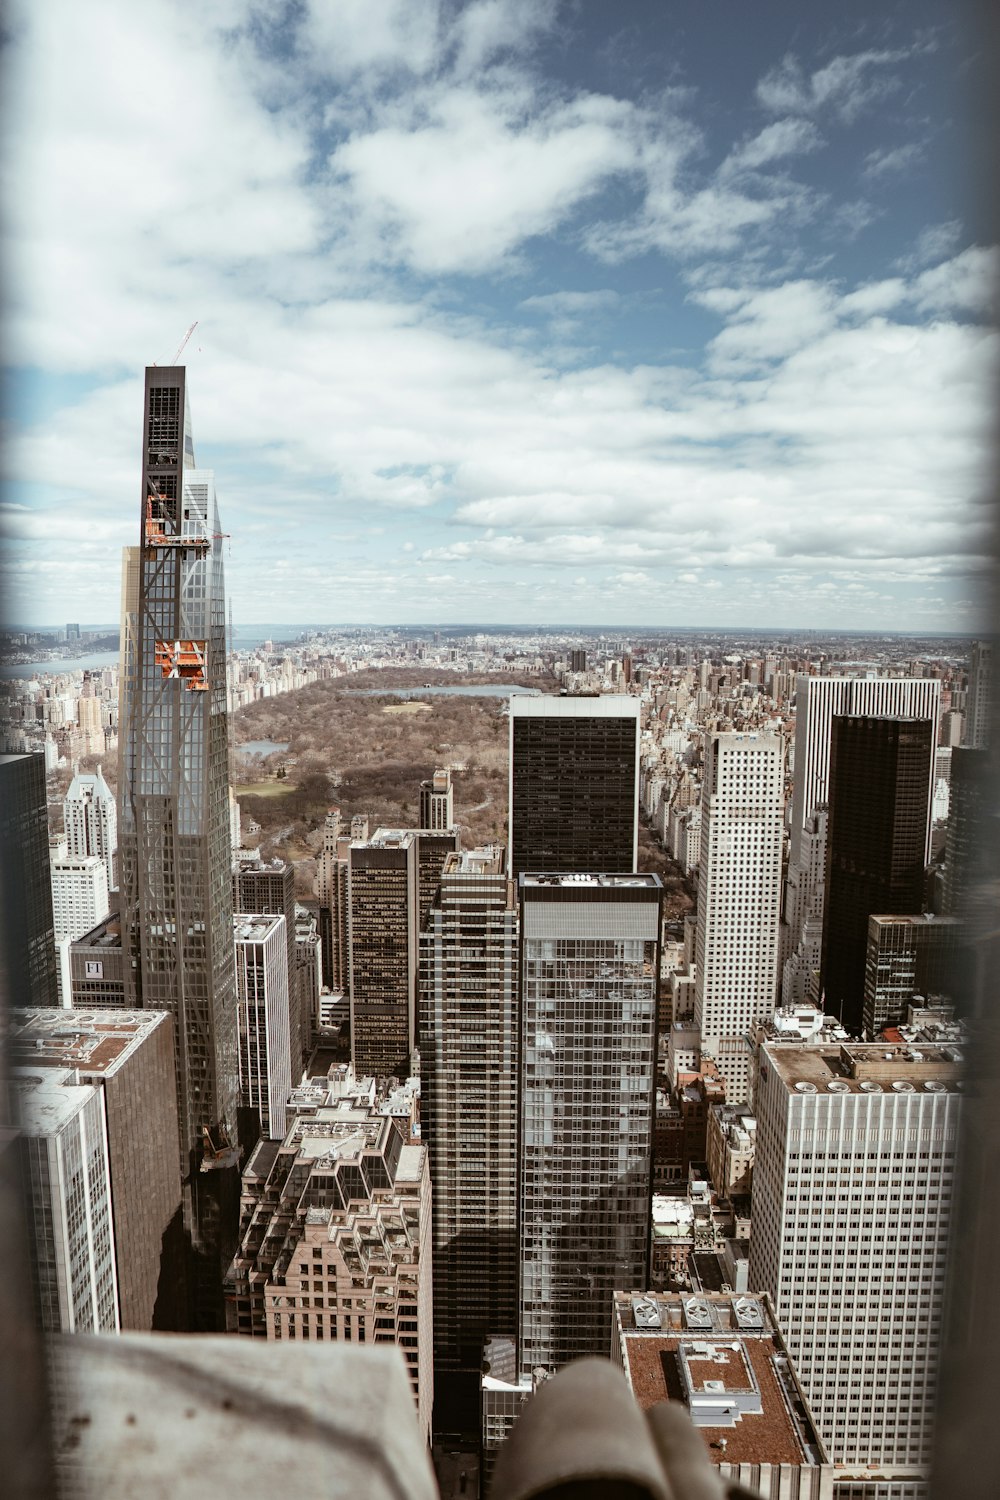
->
[{"left": 4, "top": 621, "right": 985, "bottom": 642}]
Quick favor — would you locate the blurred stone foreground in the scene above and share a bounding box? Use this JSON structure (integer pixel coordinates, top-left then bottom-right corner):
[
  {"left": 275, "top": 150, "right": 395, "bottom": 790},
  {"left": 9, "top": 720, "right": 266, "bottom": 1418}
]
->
[{"left": 48, "top": 1336, "right": 759, "bottom": 1500}]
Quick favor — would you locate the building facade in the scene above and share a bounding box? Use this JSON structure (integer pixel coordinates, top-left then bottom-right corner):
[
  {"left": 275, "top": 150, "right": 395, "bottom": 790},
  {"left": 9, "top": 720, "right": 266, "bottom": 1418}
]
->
[
  {"left": 225, "top": 1103, "right": 433, "bottom": 1441},
  {"left": 820, "top": 717, "right": 933, "bottom": 1034},
  {"left": 419, "top": 768, "right": 454, "bottom": 832},
  {"left": 117, "top": 366, "right": 240, "bottom": 1301},
  {"left": 508, "top": 696, "right": 640, "bottom": 878},
  {"left": 63, "top": 764, "right": 117, "bottom": 888},
  {"left": 694, "top": 733, "right": 784, "bottom": 1104},
  {"left": 862, "top": 914, "right": 964, "bottom": 1037},
  {"left": 234, "top": 914, "right": 293, "bottom": 1144},
  {"left": 516, "top": 873, "right": 660, "bottom": 1374},
  {"left": 14, "top": 1071, "right": 119, "bottom": 1333},
  {"left": 232, "top": 856, "right": 300, "bottom": 1075},
  {"left": 420, "top": 848, "right": 519, "bottom": 1434},
  {"left": 0, "top": 752, "right": 58, "bottom": 1008},
  {"left": 749, "top": 1042, "right": 959, "bottom": 1483},
  {"left": 349, "top": 830, "right": 418, "bottom": 1078},
  {"left": 9, "top": 1008, "right": 182, "bottom": 1331}
]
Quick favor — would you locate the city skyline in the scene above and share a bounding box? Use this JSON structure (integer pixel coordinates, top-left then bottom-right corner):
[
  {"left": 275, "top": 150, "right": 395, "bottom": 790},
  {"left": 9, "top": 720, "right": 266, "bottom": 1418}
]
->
[{"left": 4, "top": 0, "right": 996, "bottom": 633}]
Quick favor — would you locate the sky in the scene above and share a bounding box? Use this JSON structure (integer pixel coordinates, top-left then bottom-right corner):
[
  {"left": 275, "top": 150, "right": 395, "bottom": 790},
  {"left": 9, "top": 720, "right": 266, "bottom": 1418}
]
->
[{"left": 2, "top": 0, "right": 997, "bottom": 631}]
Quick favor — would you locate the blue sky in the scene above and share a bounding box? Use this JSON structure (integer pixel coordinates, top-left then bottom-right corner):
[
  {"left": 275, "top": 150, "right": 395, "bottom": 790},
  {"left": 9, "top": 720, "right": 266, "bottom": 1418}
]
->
[{"left": 3, "top": 0, "right": 996, "bottom": 629}]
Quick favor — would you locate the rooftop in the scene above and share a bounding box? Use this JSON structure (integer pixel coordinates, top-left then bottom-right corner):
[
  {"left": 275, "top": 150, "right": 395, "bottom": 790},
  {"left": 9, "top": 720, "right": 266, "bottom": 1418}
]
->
[
  {"left": 509, "top": 693, "right": 639, "bottom": 719},
  {"left": 71, "top": 912, "right": 122, "bottom": 950},
  {"left": 614, "top": 1291, "right": 826, "bottom": 1471},
  {"left": 763, "top": 1041, "right": 963, "bottom": 1093},
  {"left": 233, "top": 912, "right": 285, "bottom": 943},
  {"left": 13, "top": 1072, "right": 100, "bottom": 1134},
  {"left": 520, "top": 872, "right": 661, "bottom": 890},
  {"left": 9, "top": 1008, "right": 171, "bottom": 1078}
]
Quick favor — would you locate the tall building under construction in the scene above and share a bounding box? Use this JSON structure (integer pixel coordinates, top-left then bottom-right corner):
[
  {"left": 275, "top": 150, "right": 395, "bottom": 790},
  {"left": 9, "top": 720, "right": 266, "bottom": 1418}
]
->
[{"left": 118, "top": 366, "right": 240, "bottom": 1321}]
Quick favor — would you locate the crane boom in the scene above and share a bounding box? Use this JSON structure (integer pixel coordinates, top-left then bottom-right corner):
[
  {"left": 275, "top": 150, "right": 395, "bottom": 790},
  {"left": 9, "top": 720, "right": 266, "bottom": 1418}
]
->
[{"left": 171, "top": 321, "right": 198, "bottom": 365}]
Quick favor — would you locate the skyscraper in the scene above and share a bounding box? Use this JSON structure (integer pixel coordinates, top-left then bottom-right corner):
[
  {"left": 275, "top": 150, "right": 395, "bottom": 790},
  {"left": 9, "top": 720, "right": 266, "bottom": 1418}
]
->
[
  {"left": 9, "top": 1008, "right": 181, "bottom": 1331},
  {"left": 963, "top": 639, "right": 993, "bottom": 750},
  {"left": 233, "top": 913, "right": 292, "bottom": 1145},
  {"left": 508, "top": 696, "right": 640, "bottom": 878},
  {"left": 789, "top": 676, "right": 940, "bottom": 868},
  {"left": 232, "top": 855, "right": 299, "bottom": 1076},
  {"left": 420, "top": 848, "right": 519, "bottom": 1433},
  {"left": 820, "top": 716, "right": 933, "bottom": 1034},
  {"left": 694, "top": 732, "right": 784, "bottom": 1103},
  {"left": 0, "top": 752, "right": 59, "bottom": 1009},
  {"left": 349, "top": 829, "right": 418, "bottom": 1078},
  {"left": 63, "top": 764, "right": 117, "bottom": 887},
  {"left": 863, "top": 914, "right": 964, "bottom": 1036},
  {"left": 516, "top": 873, "right": 660, "bottom": 1375},
  {"left": 750, "top": 1041, "right": 959, "bottom": 1478},
  {"left": 419, "top": 767, "right": 454, "bottom": 831},
  {"left": 14, "top": 1070, "right": 119, "bottom": 1333},
  {"left": 118, "top": 366, "right": 240, "bottom": 1303}
]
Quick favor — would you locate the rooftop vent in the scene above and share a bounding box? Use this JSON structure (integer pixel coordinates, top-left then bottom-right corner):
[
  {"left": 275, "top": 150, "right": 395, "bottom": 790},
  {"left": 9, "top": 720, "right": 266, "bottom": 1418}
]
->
[
  {"left": 795, "top": 1081, "right": 817, "bottom": 1093},
  {"left": 827, "top": 1080, "right": 850, "bottom": 1093},
  {"left": 924, "top": 1080, "right": 947, "bottom": 1093},
  {"left": 891, "top": 1081, "right": 916, "bottom": 1092},
  {"left": 859, "top": 1080, "right": 882, "bottom": 1092},
  {"left": 632, "top": 1297, "right": 662, "bottom": 1330},
  {"left": 683, "top": 1297, "right": 713, "bottom": 1329}
]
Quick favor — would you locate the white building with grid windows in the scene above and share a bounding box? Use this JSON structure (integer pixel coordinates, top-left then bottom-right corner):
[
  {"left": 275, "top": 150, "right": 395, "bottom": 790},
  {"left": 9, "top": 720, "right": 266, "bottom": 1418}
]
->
[
  {"left": 14, "top": 1069, "right": 119, "bottom": 1333},
  {"left": 749, "top": 1041, "right": 959, "bottom": 1492},
  {"left": 694, "top": 733, "right": 784, "bottom": 1104},
  {"left": 234, "top": 913, "right": 292, "bottom": 1142}
]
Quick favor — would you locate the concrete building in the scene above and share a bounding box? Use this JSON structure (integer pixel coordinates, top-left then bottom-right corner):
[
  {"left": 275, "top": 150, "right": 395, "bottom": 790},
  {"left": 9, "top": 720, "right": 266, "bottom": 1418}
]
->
[
  {"left": 9, "top": 1008, "right": 181, "bottom": 1330},
  {"left": 780, "top": 807, "right": 828, "bottom": 1006},
  {"left": 50, "top": 853, "right": 110, "bottom": 1003},
  {"left": 294, "top": 903, "right": 322, "bottom": 1049},
  {"left": 232, "top": 855, "right": 299, "bottom": 1073},
  {"left": 233, "top": 914, "right": 293, "bottom": 1144},
  {"left": 419, "top": 768, "right": 454, "bottom": 832},
  {"left": 612, "top": 1289, "right": 832, "bottom": 1499},
  {"left": 0, "top": 751, "right": 58, "bottom": 1008},
  {"left": 863, "top": 914, "right": 964, "bottom": 1037},
  {"left": 820, "top": 717, "right": 934, "bottom": 1034},
  {"left": 349, "top": 830, "right": 419, "bottom": 1079},
  {"left": 415, "top": 828, "right": 460, "bottom": 937},
  {"left": 419, "top": 848, "right": 519, "bottom": 1434},
  {"left": 695, "top": 733, "right": 784, "bottom": 1103},
  {"left": 314, "top": 808, "right": 350, "bottom": 996},
  {"left": 516, "top": 873, "right": 660, "bottom": 1373},
  {"left": 69, "top": 912, "right": 126, "bottom": 1008},
  {"left": 508, "top": 695, "right": 640, "bottom": 877},
  {"left": 63, "top": 764, "right": 117, "bottom": 887},
  {"left": 225, "top": 1102, "right": 433, "bottom": 1441},
  {"left": 13, "top": 1070, "right": 119, "bottom": 1332},
  {"left": 706, "top": 1102, "right": 756, "bottom": 1203},
  {"left": 749, "top": 1042, "right": 960, "bottom": 1483}
]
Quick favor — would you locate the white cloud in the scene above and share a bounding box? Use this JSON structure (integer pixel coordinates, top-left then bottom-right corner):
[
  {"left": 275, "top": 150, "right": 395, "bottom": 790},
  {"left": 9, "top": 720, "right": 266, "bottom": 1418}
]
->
[
  {"left": 862, "top": 142, "right": 924, "bottom": 178},
  {"left": 331, "top": 88, "right": 637, "bottom": 274},
  {"left": 720, "top": 118, "right": 824, "bottom": 176},
  {"left": 756, "top": 47, "right": 917, "bottom": 124}
]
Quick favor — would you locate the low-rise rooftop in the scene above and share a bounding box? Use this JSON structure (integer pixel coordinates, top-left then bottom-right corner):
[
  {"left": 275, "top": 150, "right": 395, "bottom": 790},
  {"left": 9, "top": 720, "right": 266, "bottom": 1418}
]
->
[
  {"left": 763, "top": 1041, "right": 963, "bottom": 1093},
  {"left": 9, "top": 1008, "right": 171, "bottom": 1078}
]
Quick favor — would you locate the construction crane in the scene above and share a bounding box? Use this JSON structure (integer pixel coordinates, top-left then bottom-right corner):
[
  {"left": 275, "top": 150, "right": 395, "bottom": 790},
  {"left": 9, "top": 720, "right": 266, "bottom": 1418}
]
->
[{"left": 151, "top": 321, "right": 199, "bottom": 367}]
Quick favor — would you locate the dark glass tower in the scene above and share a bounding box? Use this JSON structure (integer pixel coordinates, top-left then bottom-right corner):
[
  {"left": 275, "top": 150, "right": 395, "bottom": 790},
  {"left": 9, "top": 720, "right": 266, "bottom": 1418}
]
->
[
  {"left": 420, "top": 848, "right": 518, "bottom": 1437},
  {"left": 118, "top": 367, "right": 240, "bottom": 1314},
  {"left": 507, "top": 697, "right": 640, "bottom": 878},
  {"left": 0, "top": 752, "right": 58, "bottom": 1009},
  {"left": 820, "top": 716, "right": 933, "bottom": 1033}
]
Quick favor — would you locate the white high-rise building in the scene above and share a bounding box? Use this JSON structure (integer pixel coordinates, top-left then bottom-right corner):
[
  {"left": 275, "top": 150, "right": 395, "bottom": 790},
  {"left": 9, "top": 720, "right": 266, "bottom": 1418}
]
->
[
  {"left": 63, "top": 764, "right": 117, "bottom": 888},
  {"left": 749, "top": 1041, "right": 959, "bottom": 1485},
  {"left": 963, "top": 640, "right": 993, "bottom": 750},
  {"left": 233, "top": 913, "right": 293, "bottom": 1141},
  {"left": 789, "top": 676, "right": 941, "bottom": 867},
  {"left": 14, "top": 1069, "right": 119, "bottom": 1332},
  {"left": 51, "top": 853, "right": 111, "bottom": 1005},
  {"left": 780, "top": 808, "right": 828, "bottom": 1006},
  {"left": 694, "top": 733, "right": 784, "bottom": 1104}
]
